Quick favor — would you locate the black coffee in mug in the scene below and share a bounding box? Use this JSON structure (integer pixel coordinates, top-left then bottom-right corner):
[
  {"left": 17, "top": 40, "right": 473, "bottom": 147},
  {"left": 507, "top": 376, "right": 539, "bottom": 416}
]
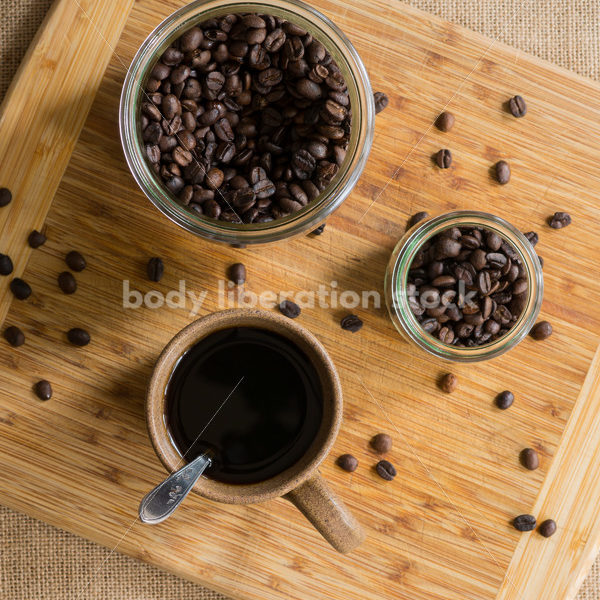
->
[{"left": 165, "top": 327, "right": 323, "bottom": 485}]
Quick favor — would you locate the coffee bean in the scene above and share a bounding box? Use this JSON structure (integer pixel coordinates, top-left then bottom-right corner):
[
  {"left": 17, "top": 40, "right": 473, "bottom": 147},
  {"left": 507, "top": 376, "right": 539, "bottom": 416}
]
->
[
  {"left": 228, "top": 262, "right": 246, "bottom": 285},
  {"left": 432, "top": 275, "right": 456, "bottom": 287},
  {"left": 495, "top": 160, "right": 511, "bottom": 184},
  {"left": 180, "top": 27, "right": 203, "bottom": 52},
  {"left": 66, "top": 250, "right": 86, "bottom": 272},
  {"left": 34, "top": 380, "right": 53, "bottom": 401},
  {"left": 336, "top": 454, "right": 358, "bottom": 472},
  {"left": 408, "top": 211, "right": 429, "bottom": 228},
  {"left": 530, "top": 320, "right": 552, "bottom": 340},
  {"left": 340, "top": 314, "right": 363, "bottom": 332},
  {"left": 146, "top": 257, "right": 164, "bottom": 282},
  {"left": 311, "top": 224, "right": 325, "bottom": 235},
  {"left": 435, "top": 237, "right": 461, "bottom": 259},
  {"left": 4, "top": 325, "right": 25, "bottom": 347},
  {"left": 438, "top": 326, "right": 455, "bottom": 344},
  {"left": 206, "top": 167, "right": 225, "bottom": 190},
  {"left": 440, "top": 373, "right": 458, "bottom": 393},
  {"left": 508, "top": 95, "right": 527, "bottom": 118},
  {"left": 538, "top": 519, "right": 556, "bottom": 538},
  {"left": 496, "top": 390, "right": 514, "bottom": 409},
  {"left": 57, "top": 271, "right": 77, "bottom": 295},
  {"left": 370, "top": 433, "right": 392, "bottom": 454},
  {"left": 435, "top": 111, "right": 455, "bottom": 132},
  {"left": 477, "top": 270, "right": 492, "bottom": 295},
  {"left": 0, "top": 254, "right": 13, "bottom": 276},
  {"left": 436, "top": 149, "right": 452, "bottom": 169},
  {"left": 375, "top": 460, "right": 396, "bottom": 481},
  {"left": 144, "top": 14, "right": 351, "bottom": 224},
  {"left": 28, "top": 230, "right": 47, "bottom": 248},
  {"left": 0, "top": 187, "right": 12, "bottom": 207},
  {"left": 67, "top": 328, "right": 91, "bottom": 346},
  {"left": 520, "top": 448, "right": 539, "bottom": 470},
  {"left": 524, "top": 231, "right": 538, "bottom": 246},
  {"left": 513, "top": 514, "right": 536, "bottom": 532},
  {"left": 297, "top": 78, "right": 322, "bottom": 100},
  {"left": 486, "top": 231, "right": 502, "bottom": 251},
  {"left": 10, "top": 278, "right": 32, "bottom": 300},
  {"left": 279, "top": 300, "right": 301, "bottom": 319},
  {"left": 373, "top": 91, "right": 389, "bottom": 114},
  {"left": 548, "top": 212, "right": 571, "bottom": 229}
]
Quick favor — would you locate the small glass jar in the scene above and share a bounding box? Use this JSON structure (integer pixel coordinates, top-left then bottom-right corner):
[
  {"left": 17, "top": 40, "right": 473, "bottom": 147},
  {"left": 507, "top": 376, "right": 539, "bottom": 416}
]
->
[
  {"left": 120, "top": 0, "right": 374, "bottom": 245},
  {"left": 385, "top": 211, "right": 544, "bottom": 362}
]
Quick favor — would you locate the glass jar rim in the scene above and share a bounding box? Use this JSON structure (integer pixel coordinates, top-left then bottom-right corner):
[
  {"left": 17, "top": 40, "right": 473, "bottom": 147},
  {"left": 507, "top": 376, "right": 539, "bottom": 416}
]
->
[
  {"left": 119, "top": 0, "right": 375, "bottom": 244},
  {"left": 385, "top": 211, "right": 544, "bottom": 362}
]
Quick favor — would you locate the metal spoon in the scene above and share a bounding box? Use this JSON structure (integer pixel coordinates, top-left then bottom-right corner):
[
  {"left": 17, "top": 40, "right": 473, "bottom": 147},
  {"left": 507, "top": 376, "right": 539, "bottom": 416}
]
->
[{"left": 139, "top": 452, "right": 212, "bottom": 524}]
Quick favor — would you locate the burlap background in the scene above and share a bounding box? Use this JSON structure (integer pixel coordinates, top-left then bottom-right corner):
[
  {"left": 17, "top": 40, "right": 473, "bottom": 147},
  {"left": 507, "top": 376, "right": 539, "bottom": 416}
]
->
[{"left": 1, "top": 0, "right": 599, "bottom": 598}]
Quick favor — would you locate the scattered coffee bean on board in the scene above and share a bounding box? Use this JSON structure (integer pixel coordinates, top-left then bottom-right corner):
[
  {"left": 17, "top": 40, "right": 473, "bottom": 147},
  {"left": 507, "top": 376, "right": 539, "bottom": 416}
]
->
[
  {"left": 28, "top": 230, "right": 47, "bottom": 248},
  {"left": 520, "top": 447, "right": 539, "bottom": 470},
  {"left": 311, "top": 224, "right": 326, "bottom": 235},
  {"left": 435, "top": 111, "right": 455, "bottom": 132},
  {"left": 340, "top": 314, "right": 363, "bottom": 332},
  {"left": 279, "top": 299, "right": 301, "bottom": 319},
  {"left": 146, "top": 257, "right": 164, "bottom": 282},
  {"left": 143, "top": 14, "right": 352, "bottom": 224},
  {"left": 436, "top": 149, "right": 452, "bottom": 169},
  {"left": 3, "top": 325, "right": 25, "bottom": 347},
  {"left": 0, "top": 188, "right": 12, "bottom": 208},
  {"left": 548, "top": 212, "right": 571, "bottom": 229},
  {"left": 373, "top": 91, "right": 389, "bottom": 114},
  {"left": 523, "top": 231, "right": 538, "bottom": 246},
  {"left": 0, "top": 254, "right": 13, "bottom": 276},
  {"left": 408, "top": 225, "right": 527, "bottom": 347},
  {"left": 408, "top": 211, "right": 429, "bottom": 229},
  {"left": 538, "top": 256, "right": 544, "bottom": 269},
  {"left": 513, "top": 514, "right": 536, "bottom": 532},
  {"left": 496, "top": 390, "right": 515, "bottom": 410},
  {"left": 336, "top": 454, "right": 358, "bottom": 472},
  {"left": 67, "top": 328, "right": 91, "bottom": 346},
  {"left": 57, "top": 271, "right": 77, "bottom": 295},
  {"left": 508, "top": 95, "right": 527, "bottom": 118},
  {"left": 370, "top": 433, "right": 392, "bottom": 454},
  {"left": 10, "top": 278, "right": 32, "bottom": 300},
  {"left": 66, "top": 250, "right": 86, "bottom": 272},
  {"left": 530, "top": 320, "right": 552, "bottom": 340},
  {"left": 228, "top": 262, "right": 246, "bottom": 285},
  {"left": 538, "top": 519, "right": 557, "bottom": 538},
  {"left": 495, "top": 160, "right": 511, "bottom": 184},
  {"left": 375, "top": 459, "right": 397, "bottom": 481},
  {"left": 34, "top": 380, "right": 53, "bottom": 401},
  {"left": 440, "top": 373, "right": 458, "bottom": 393}
]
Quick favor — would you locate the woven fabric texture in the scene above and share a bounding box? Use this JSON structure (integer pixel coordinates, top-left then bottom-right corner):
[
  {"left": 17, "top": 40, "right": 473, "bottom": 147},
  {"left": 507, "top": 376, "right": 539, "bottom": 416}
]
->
[{"left": 1, "top": 0, "right": 599, "bottom": 599}]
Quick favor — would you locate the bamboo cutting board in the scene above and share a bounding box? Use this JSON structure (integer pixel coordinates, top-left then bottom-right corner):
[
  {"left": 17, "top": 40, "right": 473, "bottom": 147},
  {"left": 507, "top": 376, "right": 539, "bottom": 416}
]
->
[{"left": 1, "top": 0, "right": 600, "bottom": 599}]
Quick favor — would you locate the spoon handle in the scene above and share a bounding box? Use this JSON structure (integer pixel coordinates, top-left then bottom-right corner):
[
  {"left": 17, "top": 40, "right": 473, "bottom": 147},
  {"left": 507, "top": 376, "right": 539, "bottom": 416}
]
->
[{"left": 139, "top": 453, "right": 212, "bottom": 524}]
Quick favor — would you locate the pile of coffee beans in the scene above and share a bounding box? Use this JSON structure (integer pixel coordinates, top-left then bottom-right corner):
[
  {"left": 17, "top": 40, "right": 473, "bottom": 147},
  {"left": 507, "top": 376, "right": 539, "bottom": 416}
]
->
[
  {"left": 141, "top": 13, "right": 353, "bottom": 224},
  {"left": 337, "top": 432, "right": 397, "bottom": 482},
  {"left": 407, "top": 226, "right": 531, "bottom": 347}
]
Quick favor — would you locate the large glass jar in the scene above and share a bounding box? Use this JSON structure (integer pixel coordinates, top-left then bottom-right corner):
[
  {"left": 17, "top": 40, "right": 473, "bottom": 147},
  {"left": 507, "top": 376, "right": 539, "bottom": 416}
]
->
[
  {"left": 385, "top": 211, "right": 544, "bottom": 362},
  {"left": 120, "top": 0, "right": 375, "bottom": 244}
]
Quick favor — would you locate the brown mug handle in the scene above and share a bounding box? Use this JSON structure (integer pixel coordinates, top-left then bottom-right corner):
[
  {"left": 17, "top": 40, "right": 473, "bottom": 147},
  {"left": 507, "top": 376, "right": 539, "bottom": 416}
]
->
[{"left": 284, "top": 471, "right": 364, "bottom": 553}]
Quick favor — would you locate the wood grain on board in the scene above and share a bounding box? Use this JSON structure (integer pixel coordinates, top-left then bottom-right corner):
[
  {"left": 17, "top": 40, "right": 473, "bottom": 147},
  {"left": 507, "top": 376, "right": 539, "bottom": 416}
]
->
[{"left": 1, "top": 1, "right": 600, "bottom": 599}]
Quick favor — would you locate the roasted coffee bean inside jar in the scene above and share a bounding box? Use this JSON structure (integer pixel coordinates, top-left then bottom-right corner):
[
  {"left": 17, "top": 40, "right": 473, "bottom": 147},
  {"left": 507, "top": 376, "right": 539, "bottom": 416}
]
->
[
  {"left": 407, "top": 226, "right": 531, "bottom": 347},
  {"left": 141, "top": 14, "right": 352, "bottom": 224}
]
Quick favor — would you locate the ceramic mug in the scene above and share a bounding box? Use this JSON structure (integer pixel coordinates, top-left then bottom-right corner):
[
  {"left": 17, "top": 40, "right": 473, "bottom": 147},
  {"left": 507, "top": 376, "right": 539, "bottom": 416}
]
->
[{"left": 145, "top": 309, "right": 364, "bottom": 553}]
